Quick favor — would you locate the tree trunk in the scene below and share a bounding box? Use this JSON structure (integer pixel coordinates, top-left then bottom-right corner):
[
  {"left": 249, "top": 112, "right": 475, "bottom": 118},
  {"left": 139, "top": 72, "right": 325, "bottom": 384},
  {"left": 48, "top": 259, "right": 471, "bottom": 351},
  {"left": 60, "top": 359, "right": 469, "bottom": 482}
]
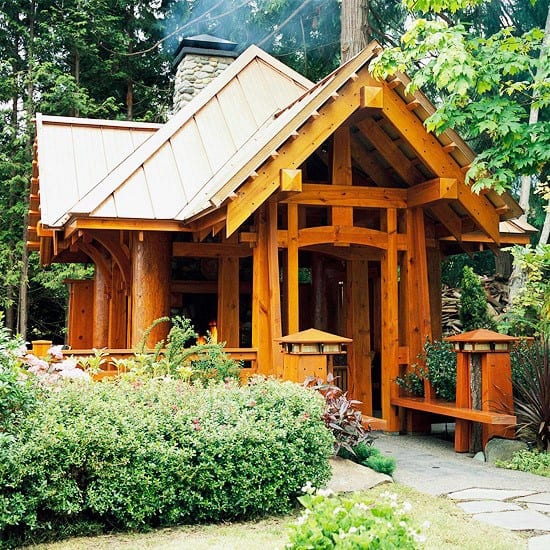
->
[
  {"left": 539, "top": 209, "right": 550, "bottom": 245},
  {"left": 341, "top": 0, "right": 368, "bottom": 63},
  {"left": 517, "top": 4, "right": 550, "bottom": 223}
]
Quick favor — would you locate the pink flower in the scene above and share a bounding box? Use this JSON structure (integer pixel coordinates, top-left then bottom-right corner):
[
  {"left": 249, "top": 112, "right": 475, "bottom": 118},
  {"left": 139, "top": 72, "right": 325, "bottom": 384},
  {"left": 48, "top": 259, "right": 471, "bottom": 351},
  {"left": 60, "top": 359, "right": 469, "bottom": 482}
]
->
[{"left": 48, "top": 345, "right": 64, "bottom": 360}]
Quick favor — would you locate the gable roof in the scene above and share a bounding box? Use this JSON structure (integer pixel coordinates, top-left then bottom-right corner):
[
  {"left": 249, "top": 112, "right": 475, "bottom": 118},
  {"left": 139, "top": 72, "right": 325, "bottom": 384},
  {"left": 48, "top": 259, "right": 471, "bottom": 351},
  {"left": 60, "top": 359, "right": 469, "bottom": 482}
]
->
[
  {"left": 31, "top": 41, "right": 531, "bottom": 252},
  {"left": 37, "top": 45, "right": 312, "bottom": 228}
]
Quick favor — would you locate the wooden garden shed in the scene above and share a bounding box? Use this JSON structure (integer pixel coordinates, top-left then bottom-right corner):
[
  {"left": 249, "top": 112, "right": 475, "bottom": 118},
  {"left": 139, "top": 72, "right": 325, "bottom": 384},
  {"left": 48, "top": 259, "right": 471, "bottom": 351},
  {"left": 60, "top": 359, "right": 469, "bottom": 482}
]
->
[{"left": 28, "top": 42, "right": 533, "bottom": 431}]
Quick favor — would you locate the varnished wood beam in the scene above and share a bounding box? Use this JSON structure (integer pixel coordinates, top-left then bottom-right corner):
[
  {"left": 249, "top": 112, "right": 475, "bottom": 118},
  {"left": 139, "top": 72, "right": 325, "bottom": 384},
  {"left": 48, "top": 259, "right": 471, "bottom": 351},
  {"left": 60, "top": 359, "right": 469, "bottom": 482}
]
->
[
  {"left": 298, "top": 225, "right": 388, "bottom": 249},
  {"left": 64, "top": 218, "right": 191, "bottom": 239},
  {"left": 282, "top": 184, "right": 407, "bottom": 209},
  {"left": 172, "top": 242, "right": 252, "bottom": 258},
  {"left": 286, "top": 203, "right": 299, "bottom": 334},
  {"left": 407, "top": 178, "right": 458, "bottom": 207}
]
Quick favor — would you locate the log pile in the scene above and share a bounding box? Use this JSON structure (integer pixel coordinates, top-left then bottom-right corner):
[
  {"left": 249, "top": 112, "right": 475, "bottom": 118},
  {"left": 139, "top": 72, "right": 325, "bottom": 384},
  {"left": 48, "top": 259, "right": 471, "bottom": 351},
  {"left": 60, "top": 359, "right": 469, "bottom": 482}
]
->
[{"left": 441, "top": 276, "right": 510, "bottom": 336}]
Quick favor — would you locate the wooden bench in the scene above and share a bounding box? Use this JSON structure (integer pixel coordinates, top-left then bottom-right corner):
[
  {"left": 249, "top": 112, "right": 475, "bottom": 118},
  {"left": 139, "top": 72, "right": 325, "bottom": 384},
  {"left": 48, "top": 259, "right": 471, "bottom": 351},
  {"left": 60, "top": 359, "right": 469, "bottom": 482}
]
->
[{"left": 391, "top": 396, "right": 516, "bottom": 452}]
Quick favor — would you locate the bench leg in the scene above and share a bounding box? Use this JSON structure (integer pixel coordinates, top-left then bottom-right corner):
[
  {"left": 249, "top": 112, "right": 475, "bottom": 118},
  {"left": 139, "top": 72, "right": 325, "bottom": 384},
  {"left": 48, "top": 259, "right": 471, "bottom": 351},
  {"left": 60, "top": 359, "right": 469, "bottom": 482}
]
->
[{"left": 455, "top": 419, "right": 470, "bottom": 452}]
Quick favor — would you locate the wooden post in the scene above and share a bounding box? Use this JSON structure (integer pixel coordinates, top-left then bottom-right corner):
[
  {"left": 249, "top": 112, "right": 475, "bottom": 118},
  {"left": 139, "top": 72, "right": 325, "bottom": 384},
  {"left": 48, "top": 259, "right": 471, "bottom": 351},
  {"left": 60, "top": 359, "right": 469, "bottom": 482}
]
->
[
  {"left": 267, "top": 201, "right": 283, "bottom": 375},
  {"left": 381, "top": 208, "right": 400, "bottom": 431},
  {"left": 331, "top": 127, "right": 354, "bottom": 229},
  {"left": 93, "top": 265, "right": 110, "bottom": 348},
  {"left": 108, "top": 263, "right": 128, "bottom": 348},
  {"left": 347, "top": 259, "right": 373, "bottom": 415},
  {"left": 218, "top": 255, "right": 240, "bottom": 347},
  {"left": 130, "top": 231, "right": 171, "bottom": 348},
  {"left": 287, "top": 203, "right": 300, "bottom": 334},
  {"left": 252, "top": 206, "right": 272, "bottom": 374},
  {"left": 312, "top": 255, "right": 327, "bottom": 329}
]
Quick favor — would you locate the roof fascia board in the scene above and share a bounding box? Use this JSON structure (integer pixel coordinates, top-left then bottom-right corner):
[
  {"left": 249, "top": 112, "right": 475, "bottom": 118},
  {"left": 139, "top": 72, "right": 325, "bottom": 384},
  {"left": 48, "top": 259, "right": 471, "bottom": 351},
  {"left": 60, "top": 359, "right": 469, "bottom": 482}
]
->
[{"left": 56, "top": 45, "right": 313, "bottom": 226}]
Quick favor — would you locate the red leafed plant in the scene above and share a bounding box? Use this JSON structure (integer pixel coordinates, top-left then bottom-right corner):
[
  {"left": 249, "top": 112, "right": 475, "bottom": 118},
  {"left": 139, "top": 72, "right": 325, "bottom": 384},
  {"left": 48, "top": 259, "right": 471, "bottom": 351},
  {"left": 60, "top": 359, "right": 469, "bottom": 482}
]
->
[{"left": 305, "top": 374, "right": 373, "bottom": 455}]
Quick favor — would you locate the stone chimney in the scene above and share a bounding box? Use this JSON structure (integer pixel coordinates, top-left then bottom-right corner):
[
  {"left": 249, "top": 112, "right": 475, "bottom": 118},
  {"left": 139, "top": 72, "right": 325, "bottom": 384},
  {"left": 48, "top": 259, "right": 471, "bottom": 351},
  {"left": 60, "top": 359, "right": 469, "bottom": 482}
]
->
[{"left": 173, "top": 34, "right": 238, "bottom": 112}]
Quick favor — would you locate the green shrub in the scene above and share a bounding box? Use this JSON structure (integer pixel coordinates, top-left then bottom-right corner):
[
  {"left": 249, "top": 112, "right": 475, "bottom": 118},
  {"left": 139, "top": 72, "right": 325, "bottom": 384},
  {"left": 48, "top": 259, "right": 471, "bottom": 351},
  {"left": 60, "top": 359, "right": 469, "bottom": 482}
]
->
[
  {"left": 339, "top": 442, "right": 396, "bottom": 476},
  {"left": 396, "top": 340, "right": 456, "bottom": 402},
  {"left": 286, "top": 488, "right": 425, "bottom": 548},
  {"left": 496, "top": 449, "right": 550, "bottom": 478},
  {"left": 459, "top": 266, "right": 496, "bottom": 331},
  {"left": 0, "top": 319, "right": 37, "bottom": 433},
  {"left": 0, "top": 377, "right": 333, "bottom": 546}
]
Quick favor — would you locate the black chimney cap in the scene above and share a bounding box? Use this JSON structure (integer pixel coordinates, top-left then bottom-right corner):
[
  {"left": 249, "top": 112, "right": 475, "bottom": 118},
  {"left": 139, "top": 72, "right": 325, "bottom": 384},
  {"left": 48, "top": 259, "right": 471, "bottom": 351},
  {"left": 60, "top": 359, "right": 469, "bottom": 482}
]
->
[{"left": 173, "top": 34, "right": 239, "bottom": 67}]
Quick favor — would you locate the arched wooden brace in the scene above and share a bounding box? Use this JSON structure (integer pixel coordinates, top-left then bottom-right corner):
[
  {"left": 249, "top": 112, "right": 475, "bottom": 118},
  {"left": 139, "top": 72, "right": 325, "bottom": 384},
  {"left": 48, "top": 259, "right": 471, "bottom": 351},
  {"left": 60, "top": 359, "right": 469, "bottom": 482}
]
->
[
  {"left": 91, "top": 230, "right": 131, "bottom": 285},
  {"left": 297, "top": 226, "right": 388, "bottom": 249}
]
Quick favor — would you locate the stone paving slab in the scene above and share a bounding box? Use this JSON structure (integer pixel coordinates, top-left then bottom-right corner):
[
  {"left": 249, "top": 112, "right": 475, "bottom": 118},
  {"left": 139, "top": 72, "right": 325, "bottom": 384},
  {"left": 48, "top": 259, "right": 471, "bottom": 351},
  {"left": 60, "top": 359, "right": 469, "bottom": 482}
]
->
[
  {"left": 529, "top": 534, "right": 550, "bottom": 549},
  {"left": 474, "top": 510, "right": 550, "bottom": 531},
  {"left": 527, "top": 503, "right": 550, "bottom": 514},
  {"left": 457, "top": 500, "right": 523, "bottom": 514},
  {"left": 448, "top": 488, "right": 536, "bottom": 501},
  {"left": 516, "top": 493, "right": 550, "bottom": 505}
]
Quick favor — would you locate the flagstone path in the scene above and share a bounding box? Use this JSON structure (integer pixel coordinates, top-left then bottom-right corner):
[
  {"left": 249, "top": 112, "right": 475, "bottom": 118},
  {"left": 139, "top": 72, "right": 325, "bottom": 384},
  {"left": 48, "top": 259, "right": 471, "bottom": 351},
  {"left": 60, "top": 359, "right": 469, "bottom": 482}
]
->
[{"left": 373, "top": 433, "right": 550, "bottom": 549}]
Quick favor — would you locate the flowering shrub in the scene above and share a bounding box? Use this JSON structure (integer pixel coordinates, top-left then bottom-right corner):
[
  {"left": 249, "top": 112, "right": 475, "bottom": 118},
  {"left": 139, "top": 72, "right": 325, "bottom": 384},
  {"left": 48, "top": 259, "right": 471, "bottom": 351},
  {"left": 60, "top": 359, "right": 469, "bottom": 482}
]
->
[
  {"left": 287, "top": 487, "right": 426, "bottom": 549},
  {"left": 23, "top": 352, "right": 91, "bottom": 385},
  {"left": 0, "top": 377, "right": 333, "bottom": 546}
]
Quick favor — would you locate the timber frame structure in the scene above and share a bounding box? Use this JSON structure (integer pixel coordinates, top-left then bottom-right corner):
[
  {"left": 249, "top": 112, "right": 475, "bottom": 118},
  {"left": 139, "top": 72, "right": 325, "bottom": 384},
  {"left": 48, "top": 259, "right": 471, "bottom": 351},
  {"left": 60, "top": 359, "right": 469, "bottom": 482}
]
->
[{"left": 29, "top": 42, "right": 533, "bottom": 431}]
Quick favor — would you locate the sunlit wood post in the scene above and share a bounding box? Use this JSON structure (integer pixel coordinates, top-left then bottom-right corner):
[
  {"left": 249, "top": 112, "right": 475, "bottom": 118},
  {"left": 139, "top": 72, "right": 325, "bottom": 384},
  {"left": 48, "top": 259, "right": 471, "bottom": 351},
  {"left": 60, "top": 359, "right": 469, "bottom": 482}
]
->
[{"left": 130, "top": 231, "right": 172, "bottom": 348}]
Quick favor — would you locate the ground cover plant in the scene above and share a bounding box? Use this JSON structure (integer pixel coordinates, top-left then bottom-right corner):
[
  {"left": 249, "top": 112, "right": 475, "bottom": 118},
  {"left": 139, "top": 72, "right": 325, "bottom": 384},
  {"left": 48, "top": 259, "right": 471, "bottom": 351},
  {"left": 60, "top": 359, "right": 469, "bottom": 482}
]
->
[
  {"left": 287, "top": 487, "right": 425, "bottom": 549},
  {"left": 0, "top": 377, "right": 333, "bottom": 547},
  {"left": 496, "top": 449, "right": 550, "bottom": 478}
]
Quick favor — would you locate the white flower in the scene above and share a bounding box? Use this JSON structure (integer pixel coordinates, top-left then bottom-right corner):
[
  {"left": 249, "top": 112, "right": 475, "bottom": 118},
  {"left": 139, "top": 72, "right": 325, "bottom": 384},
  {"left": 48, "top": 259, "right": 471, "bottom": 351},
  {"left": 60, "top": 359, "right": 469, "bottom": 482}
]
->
[
  {"left": 354, "top": 502, "right": 369, "bottom": 511},
  {"left": 301, "top": 481, "right": 315, "bottom": 494},
  {"left": 422, "top": 520, "right": 431, "bottom": 529},
  {"left": 348, "top": 526, "right": 357, "bottom": 534},
  {"left": 402, "top": 501, "right": 412, "bottom": 512},
  {"left": 333, "top": 506, "right": 345, "bottom": 515},
  {"left": 316, "top": 488, "right": 334, "bottom": 497}
]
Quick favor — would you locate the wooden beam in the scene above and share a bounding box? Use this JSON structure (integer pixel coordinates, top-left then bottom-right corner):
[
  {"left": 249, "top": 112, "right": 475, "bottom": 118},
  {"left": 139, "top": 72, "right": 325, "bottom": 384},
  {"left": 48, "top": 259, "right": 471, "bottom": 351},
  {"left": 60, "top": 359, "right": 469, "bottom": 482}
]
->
[
  {"left": 406, "top": 178, "right": 458, "bottom": 207},
  {"left": 350, "top": 139, "right": 397, "bottom": 187},
  {"left": 172, "top": 242, "right": 252, "bottom": 258},
  {"left": 64, "top": 217, "right": 191, "bottom": 239},
  {"left": 377, "top": 83, "right": 500, "bottom": 243},
  {"left": 282, "top": 184, "right": 407, "bottom": 209},
  {"left": 331, "top": 127, "right": 353, "bottom": 232},
  {"left": 298, "top": 225, "right": 388, "bottom": 249},
  {"left": 225, "top": 45, "right": 381, "bottom": 236},
  {"left": 280, "top": 168, "right": 302, "bottom": 192}
]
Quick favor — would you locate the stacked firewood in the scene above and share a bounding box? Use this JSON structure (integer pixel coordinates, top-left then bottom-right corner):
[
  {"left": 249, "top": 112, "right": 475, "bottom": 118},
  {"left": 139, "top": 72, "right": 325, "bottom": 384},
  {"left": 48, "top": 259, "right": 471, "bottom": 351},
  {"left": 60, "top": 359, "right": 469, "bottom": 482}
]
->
[{"left": 441, "top": 275, "right": 510, "bottom": 336}]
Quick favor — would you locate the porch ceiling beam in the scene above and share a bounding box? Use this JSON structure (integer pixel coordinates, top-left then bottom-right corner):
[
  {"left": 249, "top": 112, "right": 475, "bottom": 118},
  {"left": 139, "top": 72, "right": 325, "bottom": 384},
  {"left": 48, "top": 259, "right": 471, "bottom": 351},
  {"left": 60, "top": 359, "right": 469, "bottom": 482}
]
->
[
  {"left": 350, "top": 138, "right": 397, "bottom": 187},
  {"left": 281, "top": 183, "right": 407, "bottom": 209},
  {"left": 225, "top": 44, "right": 381, "bottom": 237},
  {"left": 407, "top": 178, "right": 458, "bottom": 208},
  {"left": 172, "top": 241, "right": 253, "bottom": 258},
  {"left": 375, "top": 83, "right": 500, "bottom": 243}
]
